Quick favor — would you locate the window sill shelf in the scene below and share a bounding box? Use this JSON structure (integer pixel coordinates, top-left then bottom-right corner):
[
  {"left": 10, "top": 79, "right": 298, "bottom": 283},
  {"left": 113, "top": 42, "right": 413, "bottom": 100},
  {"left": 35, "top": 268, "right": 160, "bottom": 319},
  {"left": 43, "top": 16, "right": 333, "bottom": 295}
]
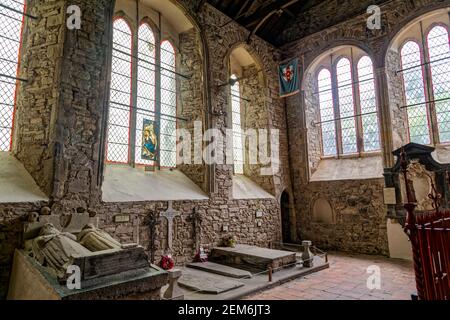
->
[
  {"left": 310, "top": 156, "right": 384, "bottom": 182},
  {"left": 232, "top": 175, "right": 275, "bottom": 200},
  {"left": 102, "top": 165, "right": 209, "bottom": 203},
  {"left": 0, "top": 152, "right": 48, "bottom": 203}
]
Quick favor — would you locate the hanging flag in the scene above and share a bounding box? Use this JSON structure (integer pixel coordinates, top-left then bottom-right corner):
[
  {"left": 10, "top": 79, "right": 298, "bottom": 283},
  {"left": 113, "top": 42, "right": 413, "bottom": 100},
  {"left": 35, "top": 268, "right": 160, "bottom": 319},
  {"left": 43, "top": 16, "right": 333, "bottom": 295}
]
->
[{"left": 279, "top": 58, "right": 300, "bottom": 98}]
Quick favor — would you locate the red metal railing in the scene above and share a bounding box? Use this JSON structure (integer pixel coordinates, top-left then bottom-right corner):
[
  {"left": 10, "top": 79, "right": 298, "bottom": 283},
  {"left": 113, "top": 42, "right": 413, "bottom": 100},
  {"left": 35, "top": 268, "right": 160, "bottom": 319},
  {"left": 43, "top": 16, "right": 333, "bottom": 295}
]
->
[{"left": 401, "top": 149, "right": 450, "bottom": 300}]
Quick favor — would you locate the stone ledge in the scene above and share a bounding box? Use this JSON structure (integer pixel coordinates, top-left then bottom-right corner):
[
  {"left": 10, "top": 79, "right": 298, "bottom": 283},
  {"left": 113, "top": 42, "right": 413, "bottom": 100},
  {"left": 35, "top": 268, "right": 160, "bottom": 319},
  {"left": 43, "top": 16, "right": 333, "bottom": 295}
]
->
[
  {"left": 232, "top": 175, "right": 275, "bottom": 200},
  {"left": 102, "top": 165, "right": 209, "bottom": 202},
  {"left": 0, "top": 152, "right": 48, "bottom": 203},
  {"left": 310, "top": 156, "right": 384, "bottom": 182}
]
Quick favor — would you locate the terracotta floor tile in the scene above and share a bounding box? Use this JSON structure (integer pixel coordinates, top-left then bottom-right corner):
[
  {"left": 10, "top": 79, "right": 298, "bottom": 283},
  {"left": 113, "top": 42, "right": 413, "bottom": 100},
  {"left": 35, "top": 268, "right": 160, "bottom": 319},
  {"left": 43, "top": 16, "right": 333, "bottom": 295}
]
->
[{"left": 244, "top": 252, "right": 416, "bottom": 301}]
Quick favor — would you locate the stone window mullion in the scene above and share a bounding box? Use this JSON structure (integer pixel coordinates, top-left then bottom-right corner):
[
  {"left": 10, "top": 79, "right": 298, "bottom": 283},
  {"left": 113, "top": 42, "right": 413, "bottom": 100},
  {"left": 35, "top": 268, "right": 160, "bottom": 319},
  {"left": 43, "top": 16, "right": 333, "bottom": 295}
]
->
[
  {"left": 420, "top": 22, "right": 440, "bottom": 145},
  {"left": 155, "top": 42, "right": 162, "bottom": 169},
  {"left": 129, "top": 25, "right": 139, "bottom": 167},
  {"left": 331, "top": 63, "right": 343, "bottom": 157},
  {"left": 351, "top": 56, "right": 364, "bottom": 154}
]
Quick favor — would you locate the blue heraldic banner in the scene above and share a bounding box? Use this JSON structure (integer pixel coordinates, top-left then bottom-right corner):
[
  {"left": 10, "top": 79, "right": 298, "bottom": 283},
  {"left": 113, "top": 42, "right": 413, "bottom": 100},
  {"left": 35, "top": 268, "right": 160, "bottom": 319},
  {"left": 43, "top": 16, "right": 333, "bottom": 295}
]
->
[
  {"left": 278, "top": 58, "right": 300, "bottom": 98},
  {"left": 142, "top": 119, "right": 159, "bottom": 161}
]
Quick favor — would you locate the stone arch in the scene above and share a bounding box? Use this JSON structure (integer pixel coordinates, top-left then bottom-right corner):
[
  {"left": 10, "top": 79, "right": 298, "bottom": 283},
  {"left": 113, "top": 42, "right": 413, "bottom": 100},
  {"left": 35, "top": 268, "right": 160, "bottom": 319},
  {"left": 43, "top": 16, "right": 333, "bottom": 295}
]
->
[
  {"left": 382, "top": 6, "right": 450, "bottom": 62},
  {"left": 311, "top": 197, "right": 335, "bottom": 224},
  {"left": 100, "top": 0, "right": 211, "bottom": 198},
  {"left": 302, "top": 44, "right": 381, "bottom": 174},
  {"left": 302, "top": 42, "right": 376, "bottom": 88},
  {"left": 113, "top": 11, "right": 135, "bottom": 34},
  {"left": 384, "top": 7, "right": 450, "bottom": 150},
  {"left": 224, "top": 42, "right": 268, "bottom": 87},
  {"left": 224, "top": 44, "right": 275, "bottom": 194}
]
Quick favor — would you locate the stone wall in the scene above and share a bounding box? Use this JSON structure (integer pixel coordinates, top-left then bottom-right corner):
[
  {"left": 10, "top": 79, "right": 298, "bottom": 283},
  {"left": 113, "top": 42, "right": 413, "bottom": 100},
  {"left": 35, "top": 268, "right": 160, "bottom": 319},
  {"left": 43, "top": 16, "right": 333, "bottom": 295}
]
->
[
  {"left": 99, "top": 198, "right": 281, "bottom": 266},
  {"left": 300, "top": 179, "right": 388, "bottom": 254},
  {"left": 178, "top": 28, "right": 208, "bottom": 192},
  {"left": 13, "top": 0, "right": 67, "bottom": 196},
  {"left": 241, "top": 65, "right": 275, "bottom": 195},
  {"left": 284, "top": 0, "right": 450, "bottom": 255},
  {"left": 279, "top": 0, "right": 390, "bottom": 45}
]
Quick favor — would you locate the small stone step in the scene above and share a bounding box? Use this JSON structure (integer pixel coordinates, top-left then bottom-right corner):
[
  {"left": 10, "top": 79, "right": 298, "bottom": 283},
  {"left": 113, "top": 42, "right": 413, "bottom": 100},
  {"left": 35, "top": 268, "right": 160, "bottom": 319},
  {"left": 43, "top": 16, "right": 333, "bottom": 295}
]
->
[
  {"left": 178, "top": 269, "right": 245, "bottom": 294},
  {"left": 187, "top": 262, "right": 252, "bottom": 279}
]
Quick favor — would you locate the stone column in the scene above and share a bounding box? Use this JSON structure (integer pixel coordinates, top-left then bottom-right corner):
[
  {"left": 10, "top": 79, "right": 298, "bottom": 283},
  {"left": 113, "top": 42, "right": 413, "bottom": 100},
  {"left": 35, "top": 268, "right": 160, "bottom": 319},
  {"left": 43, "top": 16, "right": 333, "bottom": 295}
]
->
[
  {"left": 51, "top": 0, "right": 115, "bottom": 210},
  {"left": 375, "top": 66, "right": 394, "bottom": 168}
]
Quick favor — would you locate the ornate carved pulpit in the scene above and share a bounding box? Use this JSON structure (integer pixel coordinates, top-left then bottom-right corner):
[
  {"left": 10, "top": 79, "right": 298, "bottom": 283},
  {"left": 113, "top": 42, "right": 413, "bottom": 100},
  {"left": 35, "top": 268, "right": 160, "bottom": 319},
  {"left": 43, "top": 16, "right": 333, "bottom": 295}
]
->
[{"left": 384, "top": 143, "right": 450, "bottom": 225}]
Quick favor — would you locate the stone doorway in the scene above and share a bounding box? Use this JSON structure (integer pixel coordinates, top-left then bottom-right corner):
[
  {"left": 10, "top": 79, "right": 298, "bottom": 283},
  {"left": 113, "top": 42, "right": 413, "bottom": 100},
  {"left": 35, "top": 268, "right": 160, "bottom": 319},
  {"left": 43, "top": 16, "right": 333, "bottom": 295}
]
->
[{"left": 280, "top": 191, "right": 292, "bottom": 243}]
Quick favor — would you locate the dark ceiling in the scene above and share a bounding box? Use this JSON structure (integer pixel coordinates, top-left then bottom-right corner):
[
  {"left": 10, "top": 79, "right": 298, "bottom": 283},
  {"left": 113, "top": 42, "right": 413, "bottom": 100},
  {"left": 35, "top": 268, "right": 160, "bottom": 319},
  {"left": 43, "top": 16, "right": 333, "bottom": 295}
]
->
[{"left": 206, "top": 0, "right": 389, "bottom": 47}]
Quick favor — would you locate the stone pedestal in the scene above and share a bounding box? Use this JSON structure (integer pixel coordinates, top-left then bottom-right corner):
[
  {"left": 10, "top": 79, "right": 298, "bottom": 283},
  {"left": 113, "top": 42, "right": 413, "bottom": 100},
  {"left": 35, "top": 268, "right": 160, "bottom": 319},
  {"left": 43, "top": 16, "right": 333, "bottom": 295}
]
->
[
  {"left": 302, "top": 241, "right": 314, "bottom": 268},
  {"left": 163, "top": 269, "right": 184, "bottom": 300}
]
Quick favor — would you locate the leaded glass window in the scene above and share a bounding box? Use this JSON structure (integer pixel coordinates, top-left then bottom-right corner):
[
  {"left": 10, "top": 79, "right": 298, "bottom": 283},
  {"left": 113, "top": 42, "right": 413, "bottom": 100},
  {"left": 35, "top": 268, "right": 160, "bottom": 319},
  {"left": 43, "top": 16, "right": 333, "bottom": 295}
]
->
[
  {"left": 318, "top": 69, "right": 337, "bottom": 156},
  {"left": 400, "top": 41, "right": 429, "bottom": 145},
  {"left": 160, "top": 40, "right": 177, "bottom": 168},
  {"left": 316, "top": 55, "right": 380, "bottom": 157},
  {"left": 231, "top": 75, "right": 244, "bottom": 175},
  {"left": 398, "top": 24, "right": 450, "bottom": 146},
  {"left": 0, "top": 0, "right": 25, "bottom": 151},
  {"left": 107, "top": 19, "right": 132, "bottom": 163},
  {"left": 106, "top": 19, "right": 179, "bottom": 168},
  {"left": 135, "top": 23, "right": 156, "bottom": 165},
  {"left": 358, "top": 56, "right": 380, "bottom": 151},
  {"left": 336, "top": 58, "right": 357, "bottom": 154},
  {"left": 428, "top": 26, "right": 450, "bottom": 143}
]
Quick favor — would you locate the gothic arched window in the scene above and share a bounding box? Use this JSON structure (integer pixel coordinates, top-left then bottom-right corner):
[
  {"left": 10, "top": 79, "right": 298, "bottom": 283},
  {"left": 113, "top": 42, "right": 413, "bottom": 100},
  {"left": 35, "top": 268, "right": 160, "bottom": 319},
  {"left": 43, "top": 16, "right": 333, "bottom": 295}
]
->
[
  {"left": 316, "top": 55, "right": 380, "bottom": 156},
  {"left": 230, "top": 75, "right": 244, "bottom": 174},
  {"left": 160, "top": 40, "right": 177, "bottom": 168},
  {"left": 0, "top": 0, "right": 25, "bottom": 151},
  {"left": 106, "top": 19, "right": 179, "bottom": 168},
  {"left": 135, "top": 23, "right": 156, "bottom": 165},
  {"left": 107, "top": 18, "right": 133, "bottom": 163},
  {"left": 428, "top": 26, "right": 450, "bottom": 143},
  {"left": 336, "top": 58, "right": 357, "bottom": 154},
  {"left": 400, "top": 41, "right": 429, "bottom": 144},
  {"left": 358, "top": 56, "right": 381, "bottom": 151},
  {"left": 399, "top": 24, "right": 450, "bottom": 145},
  {"left": 317, "top": 69, "right": 336, "bottom": 156}
]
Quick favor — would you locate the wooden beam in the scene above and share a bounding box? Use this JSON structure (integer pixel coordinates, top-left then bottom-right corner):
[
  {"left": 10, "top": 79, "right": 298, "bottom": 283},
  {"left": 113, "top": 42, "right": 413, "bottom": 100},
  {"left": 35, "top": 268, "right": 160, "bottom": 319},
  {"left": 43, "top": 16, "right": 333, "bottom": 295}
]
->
[
  {"left": 234, "top": 0, "right": 255, "bottom": 19},
  {"left": 238, "top": 0, "right": 298, "bottom": 28},
  {"left": 245, "top": 0, "right": 299, "bottom": 42}
]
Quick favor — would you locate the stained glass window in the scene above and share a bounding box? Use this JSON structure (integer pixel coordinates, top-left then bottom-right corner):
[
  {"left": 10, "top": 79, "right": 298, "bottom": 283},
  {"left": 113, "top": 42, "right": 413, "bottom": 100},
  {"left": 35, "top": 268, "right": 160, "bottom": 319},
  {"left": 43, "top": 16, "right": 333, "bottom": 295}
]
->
[
  {"left": 135, "top": 23, "right": 156, "bottom": 165},
  {"left": 0, "top": 0, "right": 25, "bottom": 151},
  {"left": 358, "top": 56, "right": 380, "bottom": 151},
  {"left": 318, "top": 69, "right": 337, "bottom": 156},
  {"left": 106, "top": 20, "right": 179, "bottom": 168},
  {"left": 231, "top": 75, "right": 244, "bottom": 174},
  {"left": 107, "top": 19, "right": 132, "bottom": 163}
]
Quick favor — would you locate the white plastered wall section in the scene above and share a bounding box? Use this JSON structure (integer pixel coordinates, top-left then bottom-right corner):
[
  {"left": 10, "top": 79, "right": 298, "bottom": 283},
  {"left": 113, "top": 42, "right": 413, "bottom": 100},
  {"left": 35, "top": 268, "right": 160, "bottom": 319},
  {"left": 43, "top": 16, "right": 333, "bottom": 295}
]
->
[{"left": 0, "top": 152, "right": 47, "bottom": 203}]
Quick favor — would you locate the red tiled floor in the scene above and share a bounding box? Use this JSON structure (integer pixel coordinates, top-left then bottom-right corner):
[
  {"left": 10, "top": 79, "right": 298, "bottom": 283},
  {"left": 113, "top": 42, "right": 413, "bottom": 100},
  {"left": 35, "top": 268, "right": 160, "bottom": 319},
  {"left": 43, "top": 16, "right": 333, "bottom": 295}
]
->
[{"left": 244, "top": 252, "right": 416, "bottom": 301}]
